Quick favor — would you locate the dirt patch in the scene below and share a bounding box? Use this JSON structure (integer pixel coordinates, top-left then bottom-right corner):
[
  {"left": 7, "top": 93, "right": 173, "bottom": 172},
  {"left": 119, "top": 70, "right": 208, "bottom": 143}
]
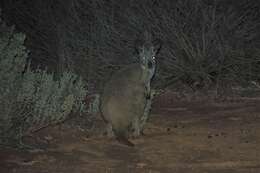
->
[{"left": 1, "top": 93, "right": 260, "bottom": 173}]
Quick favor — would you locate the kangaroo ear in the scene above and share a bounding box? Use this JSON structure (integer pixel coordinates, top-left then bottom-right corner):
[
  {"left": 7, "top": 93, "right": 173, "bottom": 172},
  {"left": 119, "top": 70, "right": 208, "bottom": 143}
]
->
[
  {"left": 134, "top": 39, "right": 144, "bottom": 54},
  {"left": 153, "top": 39, "right": 162, "bottom": 54}
]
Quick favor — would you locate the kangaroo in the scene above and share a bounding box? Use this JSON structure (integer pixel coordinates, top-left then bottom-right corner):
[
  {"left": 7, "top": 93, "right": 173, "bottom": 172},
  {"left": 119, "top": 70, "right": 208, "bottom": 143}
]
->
[{"left": 100, "top": 32, "right": 161, "bottom": 146}]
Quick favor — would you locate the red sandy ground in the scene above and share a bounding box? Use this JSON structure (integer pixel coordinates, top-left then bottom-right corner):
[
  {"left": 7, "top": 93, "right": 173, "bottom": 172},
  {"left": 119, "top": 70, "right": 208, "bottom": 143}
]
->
[{"left": 1, "top": 91, "right": 260, "bottom": 173}]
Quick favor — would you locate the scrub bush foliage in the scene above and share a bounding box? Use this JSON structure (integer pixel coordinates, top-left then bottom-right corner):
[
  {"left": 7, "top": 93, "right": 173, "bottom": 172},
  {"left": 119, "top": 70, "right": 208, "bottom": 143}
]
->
[
  {"left": 1, "top": 0, "right": 259, "bottom": 95},
  {"left": 155, "top": 0, "right": 260, "bottom": 92},
  {"left": 0, "top": 17, "right": 87, "bottom": 146},
  {"left": 66, "top": 0, "right": 260, "bottom": 93}
]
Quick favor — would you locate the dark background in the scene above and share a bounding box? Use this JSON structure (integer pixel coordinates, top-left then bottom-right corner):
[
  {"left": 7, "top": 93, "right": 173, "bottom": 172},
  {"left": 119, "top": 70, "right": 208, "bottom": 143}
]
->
[{"left": 1, "top": 0, "right": 260, "bottom": 94}]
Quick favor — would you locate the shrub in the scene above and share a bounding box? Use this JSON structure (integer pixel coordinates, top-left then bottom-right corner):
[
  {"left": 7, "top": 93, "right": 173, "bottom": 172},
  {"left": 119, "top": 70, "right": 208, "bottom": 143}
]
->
[
  {"left": 157, "top": 1, "right": 260, "bottom": 92},
  {"left": 3, "top": 1, "right": 259, "bottom": 95},
  {"left": 75, "top": 0, "right": 259, "bottom": 94},
  {"left": 0, "top": 17, "right": 87, "bottom": 146}
]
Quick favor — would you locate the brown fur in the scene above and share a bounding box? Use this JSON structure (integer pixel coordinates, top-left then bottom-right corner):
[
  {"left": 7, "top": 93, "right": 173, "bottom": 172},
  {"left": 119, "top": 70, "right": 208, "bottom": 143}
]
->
[
  {"left": 100, "top": 64, "right": 147, "bottom": 146},
  {"left": 100, "top": 34, "right": 161, "bottom": 146}
]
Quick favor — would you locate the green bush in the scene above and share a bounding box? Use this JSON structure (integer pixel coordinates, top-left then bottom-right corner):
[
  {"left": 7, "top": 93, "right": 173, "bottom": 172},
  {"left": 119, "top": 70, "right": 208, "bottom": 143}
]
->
[{"left": 0, "top": 19, "right": 87, "bottom": 146}]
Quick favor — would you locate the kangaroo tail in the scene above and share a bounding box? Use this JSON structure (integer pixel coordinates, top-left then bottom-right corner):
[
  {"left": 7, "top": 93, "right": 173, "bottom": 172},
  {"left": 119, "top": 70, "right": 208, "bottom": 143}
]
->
[{"left": 116, "top": 136, "right": 134, "bottom": 147}]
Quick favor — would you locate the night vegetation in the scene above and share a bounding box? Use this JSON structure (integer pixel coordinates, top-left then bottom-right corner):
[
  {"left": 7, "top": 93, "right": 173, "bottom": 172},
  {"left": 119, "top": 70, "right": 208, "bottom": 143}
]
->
[
  {"left": 0, "top": 0, "right": 259, "bottom": 146},
  {"left": 0, "top": 12, "right": 87, "bottom": 147},
  {"left": 1, "top": 0, "right": 259, "bottom": 92}
]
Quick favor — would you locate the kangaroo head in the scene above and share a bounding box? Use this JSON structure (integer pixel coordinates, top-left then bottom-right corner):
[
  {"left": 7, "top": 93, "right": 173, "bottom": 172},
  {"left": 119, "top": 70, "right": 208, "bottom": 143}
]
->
[{"left": 135, "top": 33, "right": 162, "bottom": 80}]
